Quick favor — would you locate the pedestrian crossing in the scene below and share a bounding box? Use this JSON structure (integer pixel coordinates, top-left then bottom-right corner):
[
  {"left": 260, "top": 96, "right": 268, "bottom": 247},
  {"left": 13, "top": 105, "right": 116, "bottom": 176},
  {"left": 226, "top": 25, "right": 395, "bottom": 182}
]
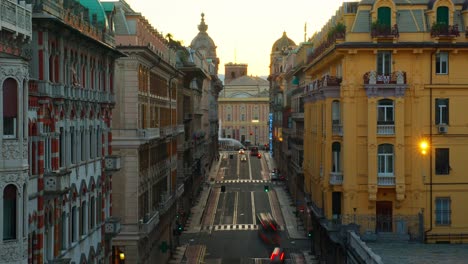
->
[
  {"left": 215, "top": 179, "right": 269, "bottom": 184},
  {"left": 199, "top": 224, "right": 284, "bottom": 231}
]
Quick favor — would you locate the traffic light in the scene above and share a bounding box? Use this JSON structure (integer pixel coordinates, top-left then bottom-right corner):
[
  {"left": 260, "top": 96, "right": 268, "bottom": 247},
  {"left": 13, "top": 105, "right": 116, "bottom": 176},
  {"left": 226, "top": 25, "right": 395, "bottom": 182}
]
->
[
  {"left": 177, "top": 224, "right": 183, "bottom": 232},
  {"left": 264, "top": 185, "right": 269, "bottom": 192},
  {"left": 159, "top": 241, "right": 168, "bottom": 253},
  {"left": 221, "top": 185, "right": 226, "bottom": 192},
  {"left": 308, "top": 230, "right": 313, "bottom": 238}
]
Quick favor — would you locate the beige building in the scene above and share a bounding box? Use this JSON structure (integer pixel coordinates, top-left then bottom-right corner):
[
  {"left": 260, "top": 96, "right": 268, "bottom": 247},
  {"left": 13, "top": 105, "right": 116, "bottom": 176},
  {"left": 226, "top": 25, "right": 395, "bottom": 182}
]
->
[{"left": 219, "top": 63, "right": 269, "bottom": 147}]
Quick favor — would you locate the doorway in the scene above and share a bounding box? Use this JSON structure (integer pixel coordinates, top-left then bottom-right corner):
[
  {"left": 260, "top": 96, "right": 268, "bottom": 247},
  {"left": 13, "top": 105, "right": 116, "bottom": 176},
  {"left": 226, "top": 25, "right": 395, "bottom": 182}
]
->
[{"left": 376, "top": 201, "right": 392, "bottom": 232}]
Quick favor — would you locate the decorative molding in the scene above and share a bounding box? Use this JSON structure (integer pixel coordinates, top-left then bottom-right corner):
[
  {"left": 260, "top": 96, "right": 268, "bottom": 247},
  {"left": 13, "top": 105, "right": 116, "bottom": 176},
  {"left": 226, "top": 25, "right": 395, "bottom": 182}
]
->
[
  {"left": 2, "top": 141, "right": 22, "bottom": 160},
  {"left": 0, "top": 238, "right": 28, "bottom": 262},
  {"left": 0, "top": 63, "right": 29, "bottom": 81}
]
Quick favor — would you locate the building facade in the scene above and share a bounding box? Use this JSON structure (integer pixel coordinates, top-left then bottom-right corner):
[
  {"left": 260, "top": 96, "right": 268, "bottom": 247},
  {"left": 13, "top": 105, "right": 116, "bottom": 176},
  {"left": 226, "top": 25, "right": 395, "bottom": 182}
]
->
[
  {"left": 298, "top": 0, "right": 468, "bottom": 261},
  {"left": 219, "top": 63, "right": 269, "bottom": 147},
  {"left": 26, "top": 0, "right": 122, "bottom": 263},
  {"left": 0, "top": 1, "right": 32, "bottom": 263},
  {"left": 110, "top": 1, "right": 182, "bottom": 263}
]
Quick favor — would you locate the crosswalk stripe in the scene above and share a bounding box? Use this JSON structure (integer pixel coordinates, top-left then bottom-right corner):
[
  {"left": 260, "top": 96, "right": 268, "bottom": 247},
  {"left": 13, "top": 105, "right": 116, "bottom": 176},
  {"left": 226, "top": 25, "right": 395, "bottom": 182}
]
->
[
  {"left": 215, "top": 179, "right": 269, "bottom": 184},
  {"left": 199, "top": 224, "right": 284, "bottom": 231}
]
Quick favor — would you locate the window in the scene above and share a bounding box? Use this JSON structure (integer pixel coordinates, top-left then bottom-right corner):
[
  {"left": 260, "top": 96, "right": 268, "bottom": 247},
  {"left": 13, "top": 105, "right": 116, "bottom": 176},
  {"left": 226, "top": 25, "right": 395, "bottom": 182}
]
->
[
  {"left": 61, "top": 211, "right": 67, "bottom": 250},
  {"left": 435, "top": 148, "right": 450, "bottom": 175},
  {"left": 71, "top": 206, "right": 77, "bottom": 242},
  {"left": 90, "top": 197, "right": 95, "bottom": 229},
  {"left": 332, "top": 100, "right": 341, "bottom": 124},
  {"left": 377, "top": 99, "right": 394, "bottom": 124},
  {"left": 81, "top": 128, "right": 85, "bottom": 161},
  {"left": 436, "top": 6, "right": 449, "bottom": 25},
  {"left": 377, "top": 51, "right": 392, "bottom": 76},
  {"left": 436, "top": 52, "right": 448, "bottom": 74},
  {"left": 70, "top": 127, "right": 75, "bottom": 164},
  {"left": 377, "top": 7, "right": 391, "bottom": 27},
  {"left": 378, "top": 144, "right": 394, "bottom": 176},
  {"left": 80, "top": 201, "right": 87, "bottom": 236},
  {"left": 435, "top": 197, "right": 451, "bottom": 225},
  {"left": 241, "top": 114, "right": 245, "bottom": 121},
  {"left": 227, "top": 114, "right": 231, "bottom": 121},
  {"left": 3, "top": 184, "right": 17, "bottom": 240},
  {"left": 3, "top": 78, "right": 18, "bottom": 138},
  {"left": 332, "top": 142, "right": 341, "bottom": 172},
  {"left": 60, "top": 127, "right": 65, "bottom": 167},
  {"left": 435, "top": 98, "right": 449, "bottom": 124}
]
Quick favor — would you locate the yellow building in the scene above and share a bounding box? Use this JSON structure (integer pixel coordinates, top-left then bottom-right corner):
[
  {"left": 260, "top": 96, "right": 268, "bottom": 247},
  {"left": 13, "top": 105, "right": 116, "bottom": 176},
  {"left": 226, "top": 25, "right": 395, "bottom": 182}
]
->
[{"left": 303, "top": 0, "right": 468, "bottom": 251}]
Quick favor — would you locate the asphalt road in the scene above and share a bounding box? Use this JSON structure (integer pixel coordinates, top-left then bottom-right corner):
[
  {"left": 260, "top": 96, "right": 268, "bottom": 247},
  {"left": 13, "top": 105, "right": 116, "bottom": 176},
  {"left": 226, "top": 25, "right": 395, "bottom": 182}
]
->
[{"left": 179, "top": 151, "right": 311, "bottom": 263}]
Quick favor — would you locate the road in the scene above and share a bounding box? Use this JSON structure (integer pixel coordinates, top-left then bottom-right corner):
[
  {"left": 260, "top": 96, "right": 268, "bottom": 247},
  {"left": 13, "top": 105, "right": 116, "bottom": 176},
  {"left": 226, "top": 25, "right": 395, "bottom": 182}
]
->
[{"left": 174, "top": 150, "right": 312, "bottom": 264}]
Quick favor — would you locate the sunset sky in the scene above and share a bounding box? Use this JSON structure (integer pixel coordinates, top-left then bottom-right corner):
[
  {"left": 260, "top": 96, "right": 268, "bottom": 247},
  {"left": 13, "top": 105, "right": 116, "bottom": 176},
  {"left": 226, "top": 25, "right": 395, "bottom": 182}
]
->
[{"left": 111, "top": 0, "right": 353, "bottom": 78}]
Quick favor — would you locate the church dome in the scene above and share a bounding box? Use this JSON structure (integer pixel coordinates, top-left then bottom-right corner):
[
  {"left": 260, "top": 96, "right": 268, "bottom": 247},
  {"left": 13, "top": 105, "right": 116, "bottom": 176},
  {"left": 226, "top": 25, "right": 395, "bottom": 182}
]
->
[
  {"left": 271, "top": 31, "right": 296, "bottom": 53},
  {"left": 190, "top": 13, "right": 217, "bottom": 58}
]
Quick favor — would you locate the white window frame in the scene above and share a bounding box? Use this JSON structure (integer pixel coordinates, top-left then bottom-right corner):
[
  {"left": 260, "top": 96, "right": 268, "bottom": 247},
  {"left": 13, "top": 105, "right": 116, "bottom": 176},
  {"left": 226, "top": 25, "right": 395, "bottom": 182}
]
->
[
  {"left": 377, "top": 51, "right": 392, "bottom": 76},
  {"left": 435, "top": 197, "right": 451, "bottom": 225},
  {"left": 378, "top": 144, "right": 394, "bottom": 176},
  {"left": 3, "top": 117, "right": 16, "bottom": 139},
  {"left": 436, "top": 52, "right": 448, "bottom": 75},
  {"left": 377, "top": 99, "right": 394, "bottom": 124}
]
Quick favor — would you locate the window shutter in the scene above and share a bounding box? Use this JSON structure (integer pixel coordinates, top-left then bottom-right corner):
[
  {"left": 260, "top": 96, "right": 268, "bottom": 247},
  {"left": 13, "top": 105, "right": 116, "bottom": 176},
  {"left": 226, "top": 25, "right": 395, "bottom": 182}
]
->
[
  {"left": 2, "top": 78, "right": 18, "bottom": 118},
  {"left": 378, "top": 7, "right": 391, "bottom": 26},
  {"left": 437, "top": 6, "right": 449, "bottom": 25},
  {"left": 435, "top": 99, "right": 441, "bottom": 124}
]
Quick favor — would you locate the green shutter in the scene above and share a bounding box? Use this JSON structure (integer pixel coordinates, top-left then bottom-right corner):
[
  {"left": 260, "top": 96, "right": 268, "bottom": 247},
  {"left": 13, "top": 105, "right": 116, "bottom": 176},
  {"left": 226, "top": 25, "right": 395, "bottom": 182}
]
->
[
  {"left": 437, "top": 6, "right": 449, "bottom": 25},
  {"left": 378, "top": 7, "right": 391, "bottom": 26}
]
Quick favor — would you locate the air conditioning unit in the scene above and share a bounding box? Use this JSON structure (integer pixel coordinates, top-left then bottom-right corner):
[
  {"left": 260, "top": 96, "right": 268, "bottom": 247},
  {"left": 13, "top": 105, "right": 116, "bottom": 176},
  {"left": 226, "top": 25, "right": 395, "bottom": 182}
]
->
[{"left": 438, "top": 125, "right": 448, "bottom": 134}]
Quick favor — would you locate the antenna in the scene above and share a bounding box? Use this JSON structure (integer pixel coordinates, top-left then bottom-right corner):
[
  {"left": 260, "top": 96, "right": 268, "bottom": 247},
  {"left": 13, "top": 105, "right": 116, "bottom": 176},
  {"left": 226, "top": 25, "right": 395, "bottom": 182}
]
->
[{"left": 304, "top": 22, "right": 307, "bottom": 42}]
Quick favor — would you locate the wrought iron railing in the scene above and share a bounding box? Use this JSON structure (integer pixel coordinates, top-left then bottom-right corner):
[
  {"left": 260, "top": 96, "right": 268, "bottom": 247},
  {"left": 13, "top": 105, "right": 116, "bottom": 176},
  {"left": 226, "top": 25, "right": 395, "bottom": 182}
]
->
[
  {"left": 371, "top": 24, "right": 399, "bottom": 38},
  {"left": 363, "top": 71, "right": 407, "bottom": 85},
  {"left": 431, "top": 23, "right": 459, "bottom": 38}
]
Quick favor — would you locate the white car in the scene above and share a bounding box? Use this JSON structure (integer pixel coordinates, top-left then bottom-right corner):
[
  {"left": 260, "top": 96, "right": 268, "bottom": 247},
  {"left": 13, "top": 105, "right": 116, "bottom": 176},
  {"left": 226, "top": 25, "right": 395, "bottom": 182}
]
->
[
  {"left": 238, "top": 148, "right": 245, "bottom": 154},
  {"left": 240, "top": 155, "right": 247, "bottom": 162}
]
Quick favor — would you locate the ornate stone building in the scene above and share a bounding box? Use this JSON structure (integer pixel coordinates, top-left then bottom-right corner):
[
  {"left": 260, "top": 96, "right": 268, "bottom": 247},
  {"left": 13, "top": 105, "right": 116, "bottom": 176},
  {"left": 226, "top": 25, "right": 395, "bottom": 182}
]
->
[
  {"left": 0, "top": 1, "right": 32, "bottom": 263},
  {"left": 26, "top": 0, "right": 121, "bottom": 263},
  {"left": 219, "top": 63, "right": 269, "bottom": 147}
]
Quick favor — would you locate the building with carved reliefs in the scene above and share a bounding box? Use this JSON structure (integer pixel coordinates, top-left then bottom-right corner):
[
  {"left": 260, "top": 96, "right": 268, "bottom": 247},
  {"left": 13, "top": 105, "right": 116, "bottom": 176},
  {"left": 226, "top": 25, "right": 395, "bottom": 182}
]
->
[
  {"left": 294, "top": 0, "right": 468, "bottom": 262},
  {"left": 24, "top": 0, "right": 122, "bottom": 263},
  {"left": 0, "top": 1, "right": 32, "bottom": 263}
]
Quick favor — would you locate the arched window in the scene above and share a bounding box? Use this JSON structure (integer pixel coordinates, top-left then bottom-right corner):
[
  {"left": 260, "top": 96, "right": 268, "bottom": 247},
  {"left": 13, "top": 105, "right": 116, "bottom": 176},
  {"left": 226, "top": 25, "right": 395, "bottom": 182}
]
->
[
  {"left": 378, "top": 144, "right": 394, "bottom": 176},
  {"left": 3, "top": 184, "right": 17, "bottom": 240},
  {"left": 3, "top": 78, "right": 18, "bottom": 138},
  {"left": 80, "top": 201, "right": 87, "bottom": 236},
  {"left": 437, "top": 6, "right": 449, "bottom": 25},
  {"left": 377, "top": 7, "right": 391, "bottom": 27}
]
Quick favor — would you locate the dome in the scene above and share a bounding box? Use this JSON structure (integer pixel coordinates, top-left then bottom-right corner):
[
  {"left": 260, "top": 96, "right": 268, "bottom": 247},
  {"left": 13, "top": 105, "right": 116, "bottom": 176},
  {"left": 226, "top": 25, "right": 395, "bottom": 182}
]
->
[
  {"left": 190, "top": 13, "right": 217, "bottom": 58},
  {"left": 271, "top": 31, "right": 296, "bottom": 53},
  {"left": 79, "top": 0, "right": 109, "bottom": 29}
]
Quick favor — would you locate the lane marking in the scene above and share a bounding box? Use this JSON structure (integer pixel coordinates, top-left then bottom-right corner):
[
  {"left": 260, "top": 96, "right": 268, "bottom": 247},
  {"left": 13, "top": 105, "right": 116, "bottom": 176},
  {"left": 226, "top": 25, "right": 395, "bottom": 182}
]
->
[
  {"left": 251, "top": 191, "right": 256, "bottom": 224},
  {"left": 233, "top": 192, "right": 238, "bottom": 225}
]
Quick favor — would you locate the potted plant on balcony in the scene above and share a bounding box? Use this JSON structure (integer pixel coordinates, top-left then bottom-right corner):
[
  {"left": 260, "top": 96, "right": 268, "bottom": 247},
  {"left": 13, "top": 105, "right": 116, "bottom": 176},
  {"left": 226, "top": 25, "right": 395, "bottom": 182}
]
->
[{"left": 327, "top": 22, "right": 346, "bottom": 41}]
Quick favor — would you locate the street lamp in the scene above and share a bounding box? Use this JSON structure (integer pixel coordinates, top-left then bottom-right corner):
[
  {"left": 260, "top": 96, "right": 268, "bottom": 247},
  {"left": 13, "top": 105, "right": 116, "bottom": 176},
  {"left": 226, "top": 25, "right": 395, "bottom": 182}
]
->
[{"left": 252, "top": 119, "right": 259, "bottom": 146}]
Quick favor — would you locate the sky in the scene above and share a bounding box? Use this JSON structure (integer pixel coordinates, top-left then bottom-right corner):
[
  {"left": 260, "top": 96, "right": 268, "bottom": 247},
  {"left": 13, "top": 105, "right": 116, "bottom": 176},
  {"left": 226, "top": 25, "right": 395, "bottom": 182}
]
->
[{"left": 114, "top": 0, "right": 352, "bottom": 77}]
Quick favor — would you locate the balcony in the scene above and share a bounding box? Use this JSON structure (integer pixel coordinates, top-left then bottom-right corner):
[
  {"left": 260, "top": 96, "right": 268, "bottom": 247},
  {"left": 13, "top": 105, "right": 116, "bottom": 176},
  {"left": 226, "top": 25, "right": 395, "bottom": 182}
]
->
[
  {"left": 184, "top": 113, "right": 193, "bottom": 120},
  {"left": 104, "top": 217, "right": 121, "bottom": 237},
  {"left": 138, "top": 128, "right": 160, "bottom": 140},
  {"left": 0, "top": 0, "right": 32, "bottom": 39},
  {"left": 332, "top": 124, "right": 343, "bottom": 136},
  {"left": 160, "top": 126, "right": 173, "bottom": 138},
  {"left": 305, "top": 75, "right": 342, "bottom": 98},
  {"left": 377, "top": 175, "right": 395, "bottom": 186},
  {"left": 139, "top": 211, "right": 160, "bottom": 234},
  {"left": 44, "top": 169, "right": 71, "bottom": 195},
  {"left": 291, "top": 112, "right": 304, "bottom": 120},
  {"left": 377, "top": 124, "right": 395, "bottom": 135},
  {"left": 159, "top": 192, "right": 175, "bottom": 215},
  {"left": 371, "top": 23, "right": 399, "bottom": 40},
  {"left": 431, "top": 23, "right": 459, "bottom": 39},
  {"left": 363, "top": 71, "right": 408, "bottom": 97},
  {"left": 329, "top": 172, "right": 343, "bottom": 185},
  {"left": 105, "top": 155, "right": 121, "bottom": 172}
]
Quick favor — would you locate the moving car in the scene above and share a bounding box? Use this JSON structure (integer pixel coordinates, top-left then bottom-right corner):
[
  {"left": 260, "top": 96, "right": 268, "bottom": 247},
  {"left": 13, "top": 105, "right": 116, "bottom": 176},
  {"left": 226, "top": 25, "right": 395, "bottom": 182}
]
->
[
  {"left": 269, "top": 247, "right": 285, "bottom": 264},
  {"left": 240, "top": 154, "right": 247, "bottom": 162},
  {"left": 238, "top": 148, "right": 245, "bottom": 154}
]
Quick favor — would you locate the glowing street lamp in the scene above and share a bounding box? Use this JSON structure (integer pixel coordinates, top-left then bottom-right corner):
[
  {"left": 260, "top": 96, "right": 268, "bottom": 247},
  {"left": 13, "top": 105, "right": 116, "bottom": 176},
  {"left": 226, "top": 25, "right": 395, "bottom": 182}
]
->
[{"left": 419, "top": 140, "right": 429, "bottom": 155}]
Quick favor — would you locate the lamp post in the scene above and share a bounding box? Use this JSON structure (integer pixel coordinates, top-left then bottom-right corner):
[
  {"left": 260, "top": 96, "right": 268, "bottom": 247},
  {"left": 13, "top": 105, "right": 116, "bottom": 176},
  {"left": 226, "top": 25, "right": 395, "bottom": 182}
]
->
[{"left": 252, "top": 119, "right": 259, "bottom": 146}]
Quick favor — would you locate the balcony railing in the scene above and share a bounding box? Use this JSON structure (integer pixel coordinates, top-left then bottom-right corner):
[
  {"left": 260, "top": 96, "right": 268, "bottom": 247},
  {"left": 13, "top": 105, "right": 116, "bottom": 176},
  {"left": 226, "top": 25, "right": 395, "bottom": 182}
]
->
[
  {"left": 377, "top": 124, "right": 395, "bottom": 135},
  {"left": 431, "top": 23, "right": 459, "bottom": 38},
  {"left": 139, "top": 211, "right": 160, "bottom": 234},
  {"left": 332, "top": 124, "right": 343, "bottom": 136},
  {"left": 138, "top": 128, "right": 160, "bottom": 140},
  {"left": 159, "top": 193, "right": 175, "bottom": 215},
  {"left": 0, "top": 0, "right": 32, "bottom": 39},
  {"left": 329, "top": 172, "right": 343, "bottom": 185},
  {"left": 291, "top": 112, "right": 304, "bottom": 120},
  {"left": 377, "top": 175, "right": 395, "bottom": 186},
  {"left": 364, "top": 71, "right": 406, "bottom": 85},
  {"left": 371, "top": 24, "right": 399, "bottom": 39},
  {"left": 176, "top": 184, "right": 184, "bottom": 198}
]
